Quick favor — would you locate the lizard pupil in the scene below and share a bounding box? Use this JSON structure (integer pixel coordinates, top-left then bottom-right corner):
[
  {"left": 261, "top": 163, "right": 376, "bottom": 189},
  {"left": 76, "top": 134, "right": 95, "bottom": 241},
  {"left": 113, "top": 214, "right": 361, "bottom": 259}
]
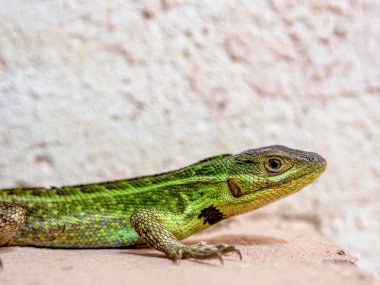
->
[{"left": 269, "top": 159, "right": 281, "bottom": 169}]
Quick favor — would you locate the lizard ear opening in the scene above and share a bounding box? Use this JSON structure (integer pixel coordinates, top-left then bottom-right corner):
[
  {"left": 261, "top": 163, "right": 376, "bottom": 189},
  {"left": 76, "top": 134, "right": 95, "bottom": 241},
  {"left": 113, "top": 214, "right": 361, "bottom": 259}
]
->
[{"left": 227, "top": 178, "right": 243, "bottom": 198}]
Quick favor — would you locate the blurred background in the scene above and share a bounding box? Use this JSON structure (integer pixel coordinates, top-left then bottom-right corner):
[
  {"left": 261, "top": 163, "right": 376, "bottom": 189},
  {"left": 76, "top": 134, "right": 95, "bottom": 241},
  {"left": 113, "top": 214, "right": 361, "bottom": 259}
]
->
[{"left": 0, "top": 0, "right": 379, "bottom": 278}]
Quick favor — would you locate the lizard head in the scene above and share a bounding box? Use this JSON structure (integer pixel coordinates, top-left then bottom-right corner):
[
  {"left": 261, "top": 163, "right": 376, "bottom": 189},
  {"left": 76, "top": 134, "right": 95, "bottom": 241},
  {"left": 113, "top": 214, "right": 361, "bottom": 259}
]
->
[{"left": 225, "top": 145, "right": 326, "bottom": 214}]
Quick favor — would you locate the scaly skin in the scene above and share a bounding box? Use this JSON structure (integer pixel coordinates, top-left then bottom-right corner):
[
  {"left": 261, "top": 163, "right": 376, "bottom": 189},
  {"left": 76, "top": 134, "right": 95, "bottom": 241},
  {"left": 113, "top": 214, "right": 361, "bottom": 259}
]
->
[{"left": 0, "top": 145, "right": 326, "bottom": 261}]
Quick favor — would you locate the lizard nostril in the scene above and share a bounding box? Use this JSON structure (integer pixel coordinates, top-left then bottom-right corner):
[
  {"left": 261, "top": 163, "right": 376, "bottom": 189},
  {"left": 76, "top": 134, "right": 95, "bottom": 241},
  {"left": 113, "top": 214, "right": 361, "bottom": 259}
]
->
[
  {"left": 310, "top": 156, "right": 318, "bottom": 162},
  {"left": 308, "top": 153, "right": 325, "bottom": 164}
]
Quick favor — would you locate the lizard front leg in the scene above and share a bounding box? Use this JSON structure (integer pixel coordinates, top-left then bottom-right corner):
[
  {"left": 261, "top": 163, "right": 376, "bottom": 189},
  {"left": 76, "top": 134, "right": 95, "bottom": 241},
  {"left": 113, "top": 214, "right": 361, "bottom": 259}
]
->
[
  {"left": 0, "top": 203, "right": 26, "bottom": 246},
  {"left": 130, "top": 209, "right": 241, "bottom": 263},
  {"left": 0, "top": 202, "right": 26, "bottom": 268}
]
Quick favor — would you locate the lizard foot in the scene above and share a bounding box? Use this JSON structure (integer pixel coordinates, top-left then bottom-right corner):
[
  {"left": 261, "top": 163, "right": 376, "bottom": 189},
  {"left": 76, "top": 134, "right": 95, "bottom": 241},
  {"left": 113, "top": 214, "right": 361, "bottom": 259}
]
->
[
  {"left": 130, "top": 209, "right": 242, "bottom": 264},
  {"left": 173, "top": 241, "right": 242, "bottom": 264}
]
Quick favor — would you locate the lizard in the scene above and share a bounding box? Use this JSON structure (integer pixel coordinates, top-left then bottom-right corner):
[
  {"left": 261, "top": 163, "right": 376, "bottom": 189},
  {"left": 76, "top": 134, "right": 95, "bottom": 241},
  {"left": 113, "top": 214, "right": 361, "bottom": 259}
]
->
[{"left": 0, "top": 145, "right": 326, "bottom": 262}]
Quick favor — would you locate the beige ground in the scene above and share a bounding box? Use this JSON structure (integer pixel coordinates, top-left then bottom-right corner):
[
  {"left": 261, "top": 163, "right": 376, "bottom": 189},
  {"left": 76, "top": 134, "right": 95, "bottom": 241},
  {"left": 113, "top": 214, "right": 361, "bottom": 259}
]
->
[{"left": 0, "top": 214, "right": 378, "bottom": 285}]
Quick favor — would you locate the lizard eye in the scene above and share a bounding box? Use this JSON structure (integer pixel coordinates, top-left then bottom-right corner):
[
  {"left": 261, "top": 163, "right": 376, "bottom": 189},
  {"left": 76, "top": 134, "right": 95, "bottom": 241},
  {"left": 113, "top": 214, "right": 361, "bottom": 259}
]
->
[
  {"left": 264, "top": 157, "right": 285, "bottom": 173},
  {"left": 269, "top": 159, "right": 281, "bottom": 169}
]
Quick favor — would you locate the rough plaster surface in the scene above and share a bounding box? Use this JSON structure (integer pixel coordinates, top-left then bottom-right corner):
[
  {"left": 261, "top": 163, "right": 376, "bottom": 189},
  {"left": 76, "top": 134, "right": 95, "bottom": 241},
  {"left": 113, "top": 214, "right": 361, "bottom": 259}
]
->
[{"left": 0, "top": 0, "right": 379, "bottom": 279}]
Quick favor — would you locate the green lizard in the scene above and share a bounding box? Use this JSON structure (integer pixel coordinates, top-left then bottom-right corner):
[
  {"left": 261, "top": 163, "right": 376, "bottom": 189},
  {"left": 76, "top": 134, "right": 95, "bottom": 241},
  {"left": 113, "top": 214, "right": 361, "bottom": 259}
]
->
[{"left": 0, "top": 145, "right": 326, "bottom": 262}]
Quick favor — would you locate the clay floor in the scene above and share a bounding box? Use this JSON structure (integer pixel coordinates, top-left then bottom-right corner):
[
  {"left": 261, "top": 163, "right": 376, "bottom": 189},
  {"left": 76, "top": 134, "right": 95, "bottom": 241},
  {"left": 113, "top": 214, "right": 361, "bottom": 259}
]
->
[{"left": 0, "top": 213, "right": 378, "bottom": 285}]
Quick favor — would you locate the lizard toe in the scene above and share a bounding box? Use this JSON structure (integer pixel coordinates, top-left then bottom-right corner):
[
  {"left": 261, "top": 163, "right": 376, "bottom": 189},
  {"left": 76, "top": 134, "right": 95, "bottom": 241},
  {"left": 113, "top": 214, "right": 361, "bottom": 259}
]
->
[{"left": 179, "top": 241, "right": 241, "bottom": 263}]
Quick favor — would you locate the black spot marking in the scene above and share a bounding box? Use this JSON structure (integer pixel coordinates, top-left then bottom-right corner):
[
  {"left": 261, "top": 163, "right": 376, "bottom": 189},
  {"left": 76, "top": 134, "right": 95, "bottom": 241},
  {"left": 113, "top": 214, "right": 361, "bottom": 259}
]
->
[
  {"left": 56, "top": 187, "right": 72, "bottom": 195},
  {"left": 100, "top": 181, "right": 122, "bottom": 190},
  {"left": 198, "top": 205, "right": 225, "bottom": 225},
  {"left": 27, "top": 188, "right": 47, "bottom": 197},
  {"left": 79, "top": 185, "right": 101, "bottom": 193},
  {"left": 194, "top": 164, "right": 218, "bottom": 177}
]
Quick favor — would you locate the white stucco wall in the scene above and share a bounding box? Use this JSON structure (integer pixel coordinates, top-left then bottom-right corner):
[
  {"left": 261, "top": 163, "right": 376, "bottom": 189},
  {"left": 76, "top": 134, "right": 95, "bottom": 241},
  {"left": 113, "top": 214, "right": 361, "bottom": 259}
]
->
[{"left": 1, "top": 0, "right": 379, "bottom": 278}]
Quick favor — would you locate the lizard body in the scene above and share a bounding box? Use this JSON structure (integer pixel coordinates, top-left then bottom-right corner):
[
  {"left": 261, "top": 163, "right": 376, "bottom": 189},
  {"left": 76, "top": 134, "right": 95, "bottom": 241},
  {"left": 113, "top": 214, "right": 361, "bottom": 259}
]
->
[{"left": 0, "top": 145, "right": 326, "bottom": 261}]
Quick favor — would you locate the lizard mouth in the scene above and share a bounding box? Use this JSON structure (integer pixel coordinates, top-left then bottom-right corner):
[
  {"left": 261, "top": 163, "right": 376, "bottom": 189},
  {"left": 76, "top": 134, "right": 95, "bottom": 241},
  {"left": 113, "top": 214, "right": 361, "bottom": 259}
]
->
[{"left": 266, "top": 160, "right": 326, "bottom": 191}]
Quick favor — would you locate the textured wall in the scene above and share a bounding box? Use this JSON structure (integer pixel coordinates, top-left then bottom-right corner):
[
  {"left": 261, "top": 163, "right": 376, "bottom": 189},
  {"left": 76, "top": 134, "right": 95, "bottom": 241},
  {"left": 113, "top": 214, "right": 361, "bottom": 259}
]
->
[{"left": 0, "top": 0, "right": 379, "bottom": 278}]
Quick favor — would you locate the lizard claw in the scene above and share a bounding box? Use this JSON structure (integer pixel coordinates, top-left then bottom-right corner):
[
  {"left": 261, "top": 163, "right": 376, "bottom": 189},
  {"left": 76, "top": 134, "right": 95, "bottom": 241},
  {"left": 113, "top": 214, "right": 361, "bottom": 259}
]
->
[
  {"left": 216, "top": 243, "right": 242, "bottom": 260},
  {"left": 172, "top": 242, "right": 242, "bottom": 264},
  {"left": 172, "top": 248, "right": 183, "bottom": 264}
]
